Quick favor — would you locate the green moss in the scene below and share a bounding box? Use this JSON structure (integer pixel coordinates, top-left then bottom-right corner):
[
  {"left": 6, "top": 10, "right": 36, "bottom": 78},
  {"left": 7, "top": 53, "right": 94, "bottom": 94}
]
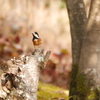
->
[
  {"left": 69, "top": 64, "right": 79, "bottom": 98},
  {"left": 87, "top": 88, "right": 100, "bottom": 100},
  {"left": 69, "top": 64, "right": 89, "bottom": 100},
  {"left": 88, "top": 90, "right": 97, "bottom": 100},
  {"left": 38, "top": 82, "right": 69, "bottom": 100},
  {"left": 76, "top": 73, "right": 89, "bottom": 100},
  {"left": 69, "top": 64, "right": 100, "bottom": 100}
]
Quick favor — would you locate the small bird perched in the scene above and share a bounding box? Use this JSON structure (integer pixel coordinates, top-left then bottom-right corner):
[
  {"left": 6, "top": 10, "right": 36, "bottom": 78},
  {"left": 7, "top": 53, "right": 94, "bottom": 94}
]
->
[{"left": 32, "top": 32, "right": 42, "bottom": 48}]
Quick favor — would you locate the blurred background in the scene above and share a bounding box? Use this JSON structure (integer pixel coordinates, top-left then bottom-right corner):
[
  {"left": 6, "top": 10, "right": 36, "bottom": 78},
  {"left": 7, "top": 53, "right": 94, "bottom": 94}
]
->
[{"left": 0, "top": 0, "right": 90, "bottom": 89}]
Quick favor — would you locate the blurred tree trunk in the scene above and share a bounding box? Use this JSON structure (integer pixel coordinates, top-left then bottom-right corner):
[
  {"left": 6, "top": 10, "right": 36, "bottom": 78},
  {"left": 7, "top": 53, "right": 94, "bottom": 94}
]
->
[{"left": 65, "top": 0, "right": 100, "bottom": 99}]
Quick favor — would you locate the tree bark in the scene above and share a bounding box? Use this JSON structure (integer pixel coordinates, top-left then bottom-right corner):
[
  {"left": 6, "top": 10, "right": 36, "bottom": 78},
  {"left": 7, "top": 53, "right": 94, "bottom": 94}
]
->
[
  {"left": 0, "top": 49, "right": 51, "bottom": 100},
  {"left": 65, "top": 0, "right": 100, "bottom": 99},
  {"left": 66, "top": 0, "right": 87, "bottom": 64},
  {"left": 78, "top": 0, "right": 100, "bottom": 99},
  {"left": 65, "top": 0, "right": 87, "bottom": 99}
]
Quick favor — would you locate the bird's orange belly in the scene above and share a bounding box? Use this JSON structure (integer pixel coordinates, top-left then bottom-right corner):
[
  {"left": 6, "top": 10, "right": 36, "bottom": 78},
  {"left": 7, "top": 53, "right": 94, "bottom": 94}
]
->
[{"left": 33, "top": 39, "right": 41, "bottom": 46}]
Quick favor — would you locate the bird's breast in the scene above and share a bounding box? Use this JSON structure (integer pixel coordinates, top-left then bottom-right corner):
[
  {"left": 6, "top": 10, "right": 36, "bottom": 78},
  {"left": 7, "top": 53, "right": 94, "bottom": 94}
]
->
[{"left": 33, "top": 38, "right": 41, "bottom": 45}]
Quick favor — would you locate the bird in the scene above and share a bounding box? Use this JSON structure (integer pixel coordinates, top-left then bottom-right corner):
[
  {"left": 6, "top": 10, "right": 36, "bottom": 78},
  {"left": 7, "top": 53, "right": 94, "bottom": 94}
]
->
[{"left": 32, "top": 32, "right": 42, "bottom": 48}]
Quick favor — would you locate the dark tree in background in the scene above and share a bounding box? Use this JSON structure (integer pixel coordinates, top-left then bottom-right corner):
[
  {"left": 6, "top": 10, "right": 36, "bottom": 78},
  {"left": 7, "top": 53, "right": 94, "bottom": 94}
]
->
[{"left": 65, "top": 0, "right": 100, "bottom": 99}]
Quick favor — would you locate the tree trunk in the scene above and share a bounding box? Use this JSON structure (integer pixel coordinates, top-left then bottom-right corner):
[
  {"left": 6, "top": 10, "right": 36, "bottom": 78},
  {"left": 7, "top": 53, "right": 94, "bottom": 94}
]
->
[
  {"left": 65, "top": 0, "right": 87, "bottom": 99},
  {"left": 78, "top": 0, "right": 100, "bottom": 99},
  {"left": 0, "top": 49, "right": 51, "bottom": 100},
  {"left": 65, "top": 0, "right": 100, "bottom": 99}
]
